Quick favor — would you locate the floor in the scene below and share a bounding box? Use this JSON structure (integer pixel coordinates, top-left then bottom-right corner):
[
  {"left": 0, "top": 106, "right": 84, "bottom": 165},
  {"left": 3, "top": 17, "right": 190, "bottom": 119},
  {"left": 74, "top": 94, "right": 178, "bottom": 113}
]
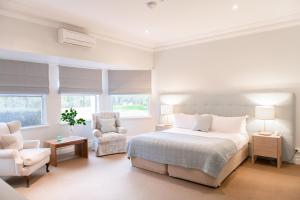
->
[{"left": 5, "top": 152, "right": 300, "bottom": 200}]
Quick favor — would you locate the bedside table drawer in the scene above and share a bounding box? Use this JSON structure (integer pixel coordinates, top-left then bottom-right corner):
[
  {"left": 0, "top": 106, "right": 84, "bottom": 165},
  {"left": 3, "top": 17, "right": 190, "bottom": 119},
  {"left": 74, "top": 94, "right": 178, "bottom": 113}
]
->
[{"left": 253, "top": 136, "right": 278, "bottom": 158}]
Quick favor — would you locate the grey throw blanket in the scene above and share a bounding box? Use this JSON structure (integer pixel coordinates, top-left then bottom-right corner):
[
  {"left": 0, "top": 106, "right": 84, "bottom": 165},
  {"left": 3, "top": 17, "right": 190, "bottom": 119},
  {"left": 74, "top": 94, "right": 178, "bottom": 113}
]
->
[{"left": 127, "top": 132, "right": 238, "bottom": 178}]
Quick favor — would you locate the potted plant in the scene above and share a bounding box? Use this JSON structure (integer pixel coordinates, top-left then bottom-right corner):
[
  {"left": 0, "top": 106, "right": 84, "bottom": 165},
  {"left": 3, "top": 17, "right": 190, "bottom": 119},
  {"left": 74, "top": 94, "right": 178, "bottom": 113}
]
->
[{"left": 61, "top": 108, "right": 86, "bottom": 135}]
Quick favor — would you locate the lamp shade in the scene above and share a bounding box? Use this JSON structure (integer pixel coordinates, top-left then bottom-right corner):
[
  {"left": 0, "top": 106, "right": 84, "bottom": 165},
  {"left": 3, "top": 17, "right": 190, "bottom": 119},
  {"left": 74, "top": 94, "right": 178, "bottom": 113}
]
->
[
  {"left": 161, "top": 104, "right": 173, "bottom": 115},
  {"left": 255, "top": 106, "right": 275, "bottom": 120}
]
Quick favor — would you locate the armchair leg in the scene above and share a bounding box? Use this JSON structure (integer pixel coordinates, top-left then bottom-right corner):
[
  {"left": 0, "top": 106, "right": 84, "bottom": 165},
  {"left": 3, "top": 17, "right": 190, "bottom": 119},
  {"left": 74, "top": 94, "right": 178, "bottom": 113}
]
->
[
  {"left": 25, "top": 176, "right": 30, "bottom": 187},
  {"left": 46, "top": 163, "right": 50, "bottom": 173}
]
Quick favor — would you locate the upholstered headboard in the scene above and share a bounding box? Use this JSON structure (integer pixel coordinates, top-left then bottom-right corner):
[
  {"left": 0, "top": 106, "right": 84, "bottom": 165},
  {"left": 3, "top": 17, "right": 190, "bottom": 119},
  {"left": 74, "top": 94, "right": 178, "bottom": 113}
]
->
[{"left": 159, "top": 92, "right": 295, "bottom": 162}]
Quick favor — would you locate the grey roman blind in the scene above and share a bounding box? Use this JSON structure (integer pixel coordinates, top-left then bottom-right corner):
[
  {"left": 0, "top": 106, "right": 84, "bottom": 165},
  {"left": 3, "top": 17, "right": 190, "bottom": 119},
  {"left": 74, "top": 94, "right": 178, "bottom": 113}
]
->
[
  {"left": 59, "top": 66, "right": 102, "bottom": 94},
  {"left": 108, "top": 70, "right": 151, "bottom": 94},
  {"left": 0, "top": 59, "right": 49, "bottom": 94}
]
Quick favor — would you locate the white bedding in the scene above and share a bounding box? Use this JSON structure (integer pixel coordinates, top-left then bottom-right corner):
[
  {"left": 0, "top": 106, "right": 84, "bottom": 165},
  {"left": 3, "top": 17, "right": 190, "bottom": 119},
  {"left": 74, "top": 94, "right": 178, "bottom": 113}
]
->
[{"left": 162, "top": 127, "right": 249, "bottom": 151}]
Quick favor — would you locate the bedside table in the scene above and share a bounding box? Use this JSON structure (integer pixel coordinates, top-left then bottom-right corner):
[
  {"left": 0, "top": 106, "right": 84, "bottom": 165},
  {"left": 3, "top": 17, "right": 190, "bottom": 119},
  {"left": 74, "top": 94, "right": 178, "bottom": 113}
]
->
[
  {"left": 156, "top": 124, "right": 173, "bottom": 131},
  {"left": 252, "top": 133, "right": 282, "bottom": 168}
]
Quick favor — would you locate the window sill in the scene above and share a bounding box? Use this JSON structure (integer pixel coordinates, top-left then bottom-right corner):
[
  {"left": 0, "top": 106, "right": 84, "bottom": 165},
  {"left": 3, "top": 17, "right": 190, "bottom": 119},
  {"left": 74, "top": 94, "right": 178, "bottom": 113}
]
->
[{"left": 21, "top": 124, "right": 49, "bottom": 130}]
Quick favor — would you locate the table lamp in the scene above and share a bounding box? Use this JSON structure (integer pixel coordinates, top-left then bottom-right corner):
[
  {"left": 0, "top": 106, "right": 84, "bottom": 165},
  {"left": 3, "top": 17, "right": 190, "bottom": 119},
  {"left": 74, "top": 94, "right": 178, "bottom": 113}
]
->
[
  {"left": 160, "top": 104, "right": 173, "bottom": 125},
  {"left": 255, "top": 106, "right": 275, "bottom": 136}
]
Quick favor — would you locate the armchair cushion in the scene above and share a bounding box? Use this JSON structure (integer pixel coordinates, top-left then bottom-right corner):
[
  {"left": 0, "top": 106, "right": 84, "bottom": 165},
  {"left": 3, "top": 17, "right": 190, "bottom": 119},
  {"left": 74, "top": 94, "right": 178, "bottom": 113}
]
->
[
  {"left": 96, "top": 133, "right": 127, "bottom": 144},
  {"left": 19, "top": 148, "right": 51, "bottom": 166},
  {"left": 0, "top": 123, "right": 11, "bottom": 149},
  {"left": 0, "top": 123, "right": 10, "bottom": 135},
  {"left": 93, "top": 112, "right": 120, "bottom": 130},
  {"left": 100, "top": 118, "right": 117, "bottom": 133},
  {"left": 6, "top": 121, "right": 21, "bottom": 134},
  {"left": 23, "top": 140, "right": 40, "bottom": 149},
  {"left": 0, "top": 131, "right": 23, "bottom": 150}
]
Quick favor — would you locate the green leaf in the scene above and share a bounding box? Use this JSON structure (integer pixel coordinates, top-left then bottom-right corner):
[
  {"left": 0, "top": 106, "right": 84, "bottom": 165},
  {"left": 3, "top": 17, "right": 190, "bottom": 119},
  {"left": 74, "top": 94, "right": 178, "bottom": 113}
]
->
[{"left": 61, "top": 108, "right": 87, "bottom": 127}]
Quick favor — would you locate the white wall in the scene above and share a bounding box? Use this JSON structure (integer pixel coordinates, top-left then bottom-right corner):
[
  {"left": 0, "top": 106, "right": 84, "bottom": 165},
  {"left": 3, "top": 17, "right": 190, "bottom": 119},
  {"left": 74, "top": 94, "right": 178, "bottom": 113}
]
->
[
  {"left": 0, "top": 15, "right": 153, "bottom": 68},
  {"left": 154, "top": 26, "right": 300, "bottom": 151},
  {"left": 0, "top": 15, "right": 156, "bottom": 146}
]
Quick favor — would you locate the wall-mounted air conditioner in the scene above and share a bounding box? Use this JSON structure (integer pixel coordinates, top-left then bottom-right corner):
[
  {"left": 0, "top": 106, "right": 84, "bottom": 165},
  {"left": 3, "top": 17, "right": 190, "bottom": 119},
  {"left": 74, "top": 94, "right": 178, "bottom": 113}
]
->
[{"left": 58, "top": 28, "right": 96, "bottom": 48}]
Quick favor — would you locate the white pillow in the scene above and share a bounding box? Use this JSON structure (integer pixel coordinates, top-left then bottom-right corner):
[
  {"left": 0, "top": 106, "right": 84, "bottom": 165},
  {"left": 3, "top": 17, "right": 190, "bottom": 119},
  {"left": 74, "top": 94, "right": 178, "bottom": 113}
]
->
[
  {"left": 0, "top": 130, "right": 23, "bottom": 150},
  {"left": 100, "top": 118, "right": 117, "bottom": 133},
  {"left": 192, "top": 114, "right": 212, "bottom": 132},
  {"left": 173, "top": 113, "right": 196, "bottom": 129},
  {"left": 211, "top": 115, "right": 247, "bottom": 133}
]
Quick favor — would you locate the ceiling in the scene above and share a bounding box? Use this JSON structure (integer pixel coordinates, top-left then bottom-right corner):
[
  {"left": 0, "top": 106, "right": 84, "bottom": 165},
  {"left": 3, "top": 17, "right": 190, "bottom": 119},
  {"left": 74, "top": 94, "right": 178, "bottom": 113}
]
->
[{"left": 1, "top": 0, "right": 300, "bottom": 50}]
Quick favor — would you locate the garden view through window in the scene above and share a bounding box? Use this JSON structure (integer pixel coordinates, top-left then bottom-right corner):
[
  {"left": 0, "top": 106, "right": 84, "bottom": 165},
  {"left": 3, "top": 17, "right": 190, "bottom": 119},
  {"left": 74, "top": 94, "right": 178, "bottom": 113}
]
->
[
  {"left": 112, "top": 95, "right": 150, "bottom": 117},
  {"left": 0, "top": 95, "right": 44, "bottom": 127},
  {"left": 61, "top": 95, "right": 96, "bottom": 121}
]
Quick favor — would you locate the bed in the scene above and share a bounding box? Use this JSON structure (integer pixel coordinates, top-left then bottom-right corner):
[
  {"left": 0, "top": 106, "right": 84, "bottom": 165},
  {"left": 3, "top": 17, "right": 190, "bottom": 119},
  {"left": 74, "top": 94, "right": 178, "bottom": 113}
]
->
[
  {"left": 127, "top": 92, "right": 294, "bottom": 188},
  {"left": 128, "top": 127, "right": 249, "bottom": 187}
]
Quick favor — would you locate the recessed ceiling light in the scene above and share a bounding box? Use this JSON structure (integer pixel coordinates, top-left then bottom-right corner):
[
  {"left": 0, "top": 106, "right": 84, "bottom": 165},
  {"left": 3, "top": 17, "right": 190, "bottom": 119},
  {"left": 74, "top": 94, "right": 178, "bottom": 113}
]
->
[
  {"left": 146, "top": 0, "right": 165, "bottom": 9},
  {"left": 145, "top": 30, "right": 150, "bottom": 34},
  {"left": 147, "top": 1, "right": 157, "bottom": 9},
  {"left": 232, "top": 4, "right": 239, "bottom": 11}
]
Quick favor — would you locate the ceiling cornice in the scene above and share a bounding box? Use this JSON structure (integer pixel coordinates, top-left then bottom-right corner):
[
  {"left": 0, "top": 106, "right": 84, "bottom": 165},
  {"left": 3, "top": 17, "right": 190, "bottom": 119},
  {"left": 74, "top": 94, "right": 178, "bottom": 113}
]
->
[
  {"left": 155, "top": 12, "right": 300, "bottom": 51},
  {"left": 1, "top": 9, "right": 300, "bottom": 52}
]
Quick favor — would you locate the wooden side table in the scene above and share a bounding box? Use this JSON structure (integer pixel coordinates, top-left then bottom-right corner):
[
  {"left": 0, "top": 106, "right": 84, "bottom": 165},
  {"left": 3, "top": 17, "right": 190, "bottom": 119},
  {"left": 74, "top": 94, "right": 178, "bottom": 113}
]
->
[
  {"left": 45, "top": 136, "right": 88, "bottom": 167},
  {"left": 252, "top": 133, "right": 282, "bottom": 168},
  {"left": 156, "top": 124, "right": 173, "bottom": 131}
]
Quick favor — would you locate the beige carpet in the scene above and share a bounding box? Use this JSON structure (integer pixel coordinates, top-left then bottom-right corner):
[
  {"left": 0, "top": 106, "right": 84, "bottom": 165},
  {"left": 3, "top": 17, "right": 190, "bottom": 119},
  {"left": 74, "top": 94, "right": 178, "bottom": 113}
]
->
[{"left": 5, "top": 152, "right": 300, "bottom": 200}]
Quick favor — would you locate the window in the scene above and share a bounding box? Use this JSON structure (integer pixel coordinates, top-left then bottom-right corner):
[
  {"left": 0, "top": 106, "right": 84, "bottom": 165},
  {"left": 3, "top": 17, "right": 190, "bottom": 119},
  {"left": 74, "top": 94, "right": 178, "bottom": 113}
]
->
[
  {"left": 61, "top": 95, "right": 96, "bottom": 121},
  {"left": 0, "top": 95, "right": 45, "bottom": 127},
  {"left": 111, "top": 95, "right": 150, "bottom": 117}
]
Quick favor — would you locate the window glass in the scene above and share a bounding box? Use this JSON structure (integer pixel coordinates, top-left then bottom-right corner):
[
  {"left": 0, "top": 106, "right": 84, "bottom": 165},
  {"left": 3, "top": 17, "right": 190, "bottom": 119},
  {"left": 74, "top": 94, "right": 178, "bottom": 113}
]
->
[
  {"left": 0, "top": 95, "right": 45, "bottom": 127},
  {"left": 61, "top": 95, "right": 96, "bottom": 121},
  {"left": 111, "top": 95, "right": 150, "bottom": 117}
]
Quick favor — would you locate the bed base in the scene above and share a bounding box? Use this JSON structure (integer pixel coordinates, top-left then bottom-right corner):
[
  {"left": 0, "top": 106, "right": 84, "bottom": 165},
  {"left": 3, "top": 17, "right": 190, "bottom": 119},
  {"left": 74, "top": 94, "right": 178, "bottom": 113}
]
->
[{"left": 130, "top": 145, "right": 248, "bottom": 188}]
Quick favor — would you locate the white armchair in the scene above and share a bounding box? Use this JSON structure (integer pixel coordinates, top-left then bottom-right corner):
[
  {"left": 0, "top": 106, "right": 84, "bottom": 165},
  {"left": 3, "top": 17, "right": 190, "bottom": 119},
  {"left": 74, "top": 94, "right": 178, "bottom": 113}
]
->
[
  {"left": 0, "top": 121, "right": 50, "bottom": 187},
  {"left": 92, "top": 112, "right": 127, "bottom": 156}
]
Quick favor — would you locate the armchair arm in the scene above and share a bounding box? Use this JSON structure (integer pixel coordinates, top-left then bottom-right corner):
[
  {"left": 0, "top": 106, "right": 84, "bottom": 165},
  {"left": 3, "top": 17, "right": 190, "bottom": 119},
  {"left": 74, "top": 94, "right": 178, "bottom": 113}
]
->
[
  {"left": 0, "top": 149, "right": 23, "bottom": 165},
  {"left": 117, "top": 127, "right": 127, "bottom": 134},
  {"left": 93, "top": 129, "right": 103, "bottom": 137},
  {"left": 0, "top": 149, "right": 23, "bottom": 176},
  {"left": 23, "top": 140, "right": 40, "bottom": 149}
]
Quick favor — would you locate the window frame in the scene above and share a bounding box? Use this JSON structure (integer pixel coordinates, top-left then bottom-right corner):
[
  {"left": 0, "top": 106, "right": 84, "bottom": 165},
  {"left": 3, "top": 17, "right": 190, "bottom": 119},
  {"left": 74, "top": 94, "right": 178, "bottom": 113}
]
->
[
  {"left": 110, "top": 94, "right": 151, "bottom": 118},
  {"left": 0, "top": 94, "right": 47, "bottom": 128},
  {"left": 60, "top": 94, "right": 98, "bottom": 122}
]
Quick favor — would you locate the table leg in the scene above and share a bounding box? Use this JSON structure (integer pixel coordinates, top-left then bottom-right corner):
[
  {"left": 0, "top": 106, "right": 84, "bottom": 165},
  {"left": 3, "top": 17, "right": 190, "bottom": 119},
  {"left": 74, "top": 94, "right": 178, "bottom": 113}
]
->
[
  {"left": 252, "top": 155, "right": 256, "bottom": 164},
  {"left": 75, "top": 143, "right": 82, "bottom": 157},
  {"left": 82, "top": 140, "right": 88, "bottom": 158},
  {"left": 277, "top": 158, "right": 281, "bottom": 168},
  {"left": 50, "top": 145, "right": 57, "bottom": 167}
]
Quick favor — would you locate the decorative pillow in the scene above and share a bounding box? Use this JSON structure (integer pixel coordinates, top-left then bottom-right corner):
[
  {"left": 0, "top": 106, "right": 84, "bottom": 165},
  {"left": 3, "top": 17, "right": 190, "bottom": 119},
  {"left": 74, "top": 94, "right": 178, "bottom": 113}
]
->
[
  {"left": 0, "top": 123, "right": 11, "bottom": 149},
  {"left": 192, "top": 114, "right": 212, "bottom": 132},
  {"left": 0, "top": 130, "right": 24, "bottom": 150},
  {"left": 100, "top": 118, "right": 117, "bottom": 133},
  {"left": 211, "top": 115, "right": 247, "bottom": 133},
  {"left": 173, "top": 113, "right": 196, "bottom": 130},
  {"left": 95, "top": 116, "right": 101, "bottom": 130}
]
